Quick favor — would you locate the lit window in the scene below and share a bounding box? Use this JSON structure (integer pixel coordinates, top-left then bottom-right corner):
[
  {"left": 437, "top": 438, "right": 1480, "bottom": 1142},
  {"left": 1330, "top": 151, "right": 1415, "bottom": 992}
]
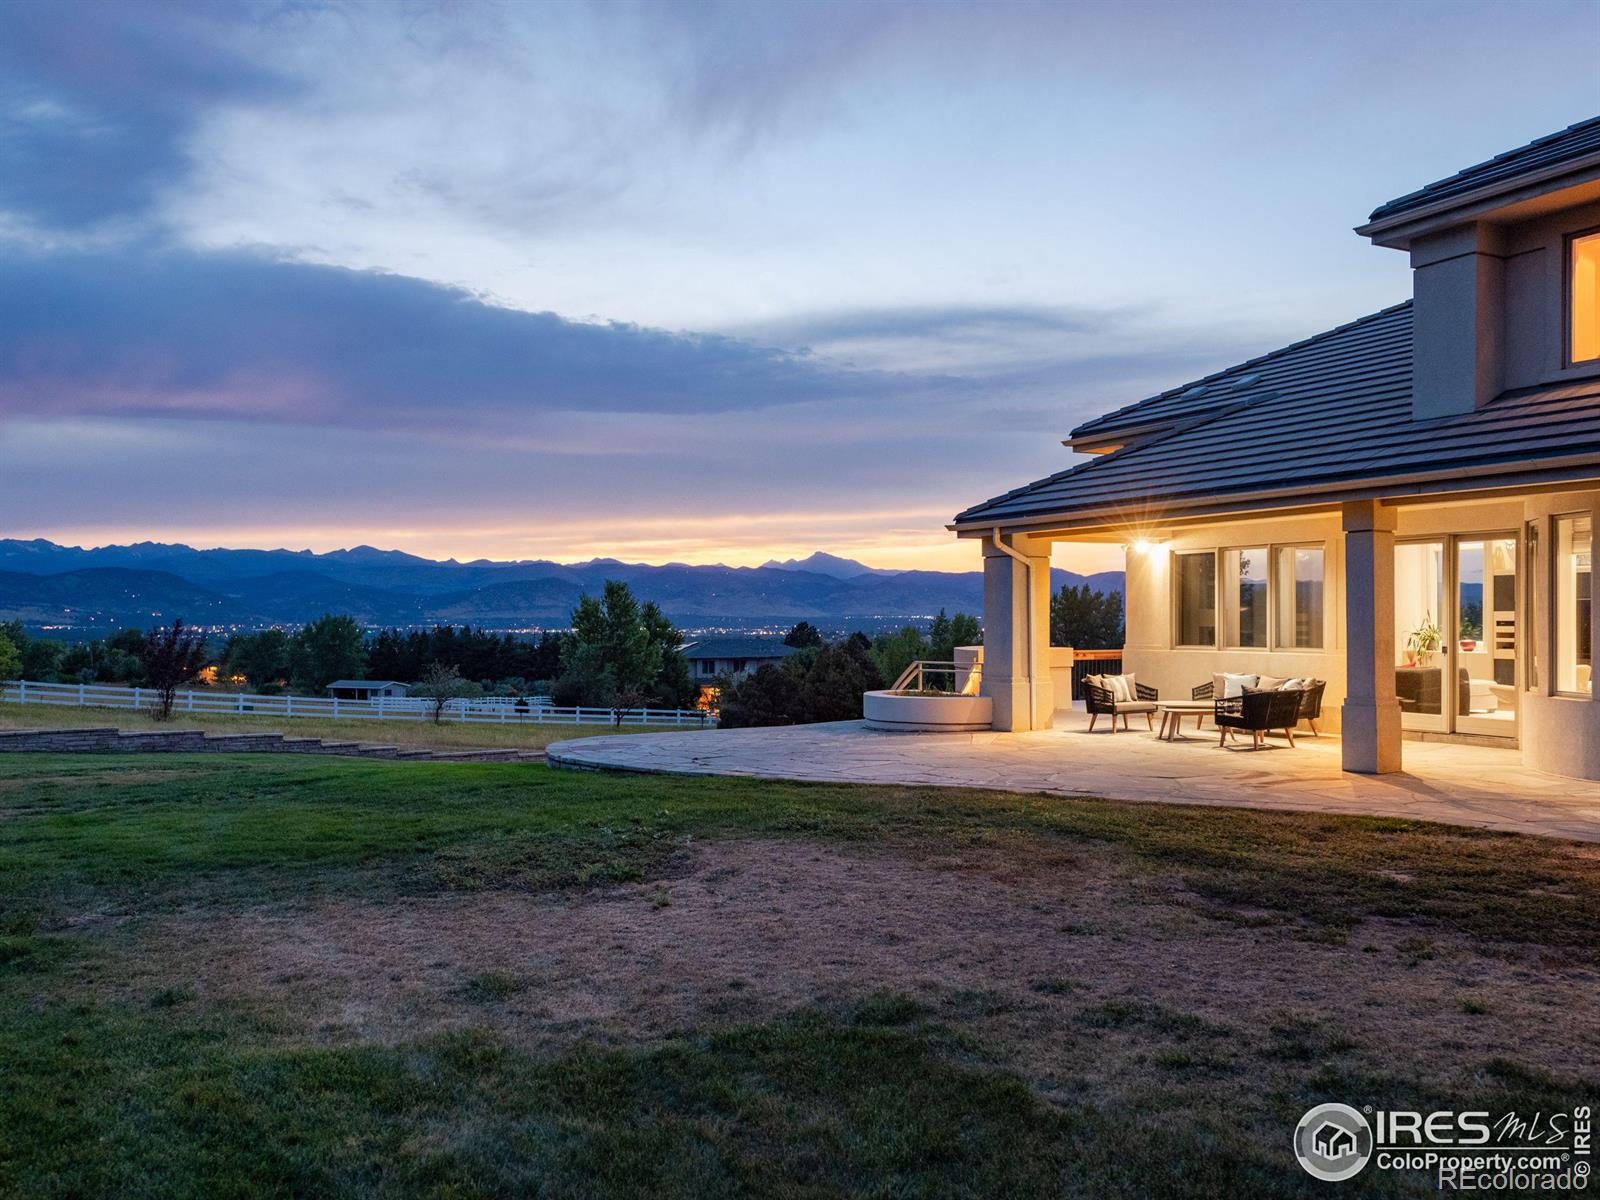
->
[
  {"left": 1222, "top": 547, "right": 1268, "bottom": 648},
  {"left": 1555, "top": 514, "right": 1592, "bottom": 694},
  {"left": 1273, "top": 545, "right": 1325, "bottom": 649},
  {"left": 1574, "top": 231, "right": 1600, "bottom": 364},
  {"left": 1174, "top": 552, "right": 1216, "bottom": 647}
]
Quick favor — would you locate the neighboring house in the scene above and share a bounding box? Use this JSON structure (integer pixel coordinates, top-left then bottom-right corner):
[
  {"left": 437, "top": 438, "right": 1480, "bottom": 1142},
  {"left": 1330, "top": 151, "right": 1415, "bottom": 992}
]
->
[
  {"left": 680, "top": 637, "right": 798, "bottom": 683},
  {"left": 681, "top": 636, "right": 798, "bottom": 708},
  {"left": 324, "top": 679, "right": 407, "bottom": 701},
  {"left": 953, "top": 116, "right": 1600, "bottom": 781}
]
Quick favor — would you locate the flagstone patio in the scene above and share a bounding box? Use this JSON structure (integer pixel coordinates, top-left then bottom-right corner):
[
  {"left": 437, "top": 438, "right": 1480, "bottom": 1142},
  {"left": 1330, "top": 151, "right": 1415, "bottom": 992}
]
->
[{"left": 549, "top": 709, "right": 1600, "bottom": 842}]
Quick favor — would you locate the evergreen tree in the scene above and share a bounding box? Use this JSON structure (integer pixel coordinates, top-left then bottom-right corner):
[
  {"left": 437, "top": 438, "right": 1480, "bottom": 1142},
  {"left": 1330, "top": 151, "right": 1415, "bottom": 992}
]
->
[
  {"left": 783, "top": 621, "right": 824, "bottom": 648},
  {"left": 1049, "top": 584, "right": 1124, "bottom": 650}
]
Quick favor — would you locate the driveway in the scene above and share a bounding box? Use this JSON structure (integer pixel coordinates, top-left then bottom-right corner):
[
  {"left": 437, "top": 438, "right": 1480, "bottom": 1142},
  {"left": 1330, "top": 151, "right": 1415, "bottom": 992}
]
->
[{"left": 549, "top": 710, "right": 1600, "bottom": 842}]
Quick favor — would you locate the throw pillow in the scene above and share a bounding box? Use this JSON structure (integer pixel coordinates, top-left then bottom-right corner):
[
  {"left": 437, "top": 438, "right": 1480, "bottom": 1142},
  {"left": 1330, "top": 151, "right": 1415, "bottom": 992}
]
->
[
  {"left": 1221, "top": 672, "right": 1257, "bottom": 698},
  {"left": 1257, "top": 674, "right": 1289, "bottom": 691}
]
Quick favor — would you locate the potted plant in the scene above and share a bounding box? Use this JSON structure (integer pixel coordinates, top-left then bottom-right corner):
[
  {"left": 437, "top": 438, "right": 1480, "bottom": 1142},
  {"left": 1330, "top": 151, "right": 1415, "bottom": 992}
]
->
[{"left": 1405, "top": 614, "right": 1443, "bottom": 667}]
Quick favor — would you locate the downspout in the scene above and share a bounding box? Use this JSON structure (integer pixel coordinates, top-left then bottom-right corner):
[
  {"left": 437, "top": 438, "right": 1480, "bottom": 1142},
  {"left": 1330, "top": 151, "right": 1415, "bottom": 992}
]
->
[{"left": 991, "top": 527, "right": 1038, "bottom": 725}]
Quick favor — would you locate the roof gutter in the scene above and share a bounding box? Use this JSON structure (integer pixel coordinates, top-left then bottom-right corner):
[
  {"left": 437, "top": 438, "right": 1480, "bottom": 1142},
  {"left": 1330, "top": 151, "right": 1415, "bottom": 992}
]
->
[
  {"left": 1356, "top": 152, "right": 1600, "bottom": 242},
  {"left": 950, "top": 452, "right": 1600, "bottom": 537}
]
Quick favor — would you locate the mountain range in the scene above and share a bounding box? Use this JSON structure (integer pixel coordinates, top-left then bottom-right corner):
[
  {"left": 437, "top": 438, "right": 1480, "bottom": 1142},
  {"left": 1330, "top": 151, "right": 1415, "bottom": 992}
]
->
[{"left": 0, "top": 539, "right": 1124, "bottom": 633}]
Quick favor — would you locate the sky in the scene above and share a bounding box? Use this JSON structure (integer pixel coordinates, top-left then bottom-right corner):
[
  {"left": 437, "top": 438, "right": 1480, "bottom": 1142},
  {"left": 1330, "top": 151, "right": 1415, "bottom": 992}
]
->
[{"left": 1, "top": 0, "right": 1597, "bottom": 576}]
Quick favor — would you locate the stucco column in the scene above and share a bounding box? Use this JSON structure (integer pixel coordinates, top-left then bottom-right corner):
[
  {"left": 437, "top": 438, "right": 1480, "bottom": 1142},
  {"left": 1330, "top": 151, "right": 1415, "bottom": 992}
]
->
[
  {"left": 1341, "top": 500, "right": 1402, "bottom": 774},
  {"left": 982, "top": 531, "right": 1054, "bottom": 731}
]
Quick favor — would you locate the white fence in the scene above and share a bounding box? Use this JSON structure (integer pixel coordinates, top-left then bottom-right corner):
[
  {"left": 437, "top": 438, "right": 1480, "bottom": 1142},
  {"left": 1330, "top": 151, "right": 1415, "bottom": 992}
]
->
[{"left": 0, "top": 680, "right": 714, "bottom": 728}]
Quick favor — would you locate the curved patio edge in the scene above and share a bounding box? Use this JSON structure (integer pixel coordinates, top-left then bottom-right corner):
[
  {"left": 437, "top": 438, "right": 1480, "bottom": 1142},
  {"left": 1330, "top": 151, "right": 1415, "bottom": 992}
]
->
[{"left": 545, "top": 718, "right": 1600, "bottom": 843}]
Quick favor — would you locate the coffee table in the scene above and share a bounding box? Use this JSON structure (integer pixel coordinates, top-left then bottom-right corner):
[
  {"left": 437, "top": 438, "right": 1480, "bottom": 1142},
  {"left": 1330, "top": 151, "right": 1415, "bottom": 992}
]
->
[{"left": 1155, "top": 700, "right": 1212, "bottom": 742}]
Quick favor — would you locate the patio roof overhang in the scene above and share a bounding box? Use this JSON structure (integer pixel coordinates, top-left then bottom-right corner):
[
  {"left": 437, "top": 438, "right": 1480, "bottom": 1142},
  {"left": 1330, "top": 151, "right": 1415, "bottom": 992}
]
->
[{"left": 948, "top": 454, "right": 1600, "bottom": 542}]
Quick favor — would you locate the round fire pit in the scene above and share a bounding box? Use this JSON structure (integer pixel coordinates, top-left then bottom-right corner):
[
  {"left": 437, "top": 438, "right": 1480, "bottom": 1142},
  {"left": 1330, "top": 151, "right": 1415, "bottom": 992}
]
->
[{"left": 862, "top": 689, "right": 993, "bottom": 732}]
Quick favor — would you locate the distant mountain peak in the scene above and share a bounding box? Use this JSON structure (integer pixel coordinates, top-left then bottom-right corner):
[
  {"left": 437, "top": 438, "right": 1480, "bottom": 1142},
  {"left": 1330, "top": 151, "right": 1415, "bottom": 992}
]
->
[{"left": 758, "top": 551, "right": 894, "bottom": 579}]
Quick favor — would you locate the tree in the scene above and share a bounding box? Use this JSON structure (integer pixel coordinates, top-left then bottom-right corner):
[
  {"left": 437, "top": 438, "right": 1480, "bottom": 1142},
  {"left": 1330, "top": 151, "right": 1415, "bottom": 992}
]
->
[
  {"left": 871, "top": 625, "right": 929, "bottom": 689},
  {"left": 140, "top": 619, "right": 210, "bottom": 719},
  {"left": 783, "top": 621, "right": 823, "bottom": 648},
  {"left": 717, "top": 636, "right": 883, "bottom": 728},
  {"left": 0, "top": 629, "right": 21, "bottom": 687},
  {"left": 927, "top": 609, "right": 982, "bottom": 663},
  {"left": 640, "top": 600, "right": 695, "bottom": 708},
  {"left": 224, "top": 629, "right": 292, "bottom": 692},
  {"left": 290, "top": 614, "right": 368, "bottom": 692},
  {"left": 556, "top": 581, "right": 683, "bottom": 707},
  {"left": 413, "top": 661, "right": 472, "bottom": 723},
  {"left": 795, "top": 643, "right": 882, "bottom": 723},
  {"left": 717, "top": 662, "right": 803, "bottom": 727},
  {"left": 1050, "top": 584, "right": 1124, "bottom": 650}
]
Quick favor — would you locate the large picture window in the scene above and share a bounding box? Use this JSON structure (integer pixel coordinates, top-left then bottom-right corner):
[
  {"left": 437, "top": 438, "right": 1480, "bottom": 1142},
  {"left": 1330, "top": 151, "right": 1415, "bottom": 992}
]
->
[
  {"left": 1174, "top": 551, "right": 1216, "bottom": 647},
  {"left": 1573, "top": 230, "right": 1600, "bottom": 365},
  {"left": 1222, "top": 547, "right": 1267, "bottom": 648},
  {"left": 1273, "top": 545, "right": 1325, "bottom": 649},
  {"left": 1555, "top": 514, "right": 1592, "bottom": 695}
]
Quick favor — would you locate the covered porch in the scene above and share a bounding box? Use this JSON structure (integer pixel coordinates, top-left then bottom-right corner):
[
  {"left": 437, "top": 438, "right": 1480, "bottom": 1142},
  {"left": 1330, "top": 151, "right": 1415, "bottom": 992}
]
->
[{"left": 967, "top": 488, "right": 1600, "bottom": 782}]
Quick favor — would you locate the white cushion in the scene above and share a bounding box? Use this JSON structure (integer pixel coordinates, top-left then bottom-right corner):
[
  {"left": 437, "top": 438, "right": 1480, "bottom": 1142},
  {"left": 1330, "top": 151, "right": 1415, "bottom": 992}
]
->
[
  {"left": 1278, "top": 677, "right": 1304, "bottom": 691},
  {"left": 1214, "top": 672, "right": 1257, "bottom": 699},
  {"left": 1109, "top": 672, "right": 1136, "bottom": 702}
]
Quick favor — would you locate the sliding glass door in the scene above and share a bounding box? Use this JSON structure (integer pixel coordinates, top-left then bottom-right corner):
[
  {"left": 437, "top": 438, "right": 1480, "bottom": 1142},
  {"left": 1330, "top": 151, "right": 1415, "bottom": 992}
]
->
[
  {"left": 1393, "top": 534, "right": 1519, "bottom": 739},
  {"left": 1395, "top": 540, "right": 1449, "bottom": 733},
  {"left": 1455, "top": 538, "right": 1518, "bottom": 737}
]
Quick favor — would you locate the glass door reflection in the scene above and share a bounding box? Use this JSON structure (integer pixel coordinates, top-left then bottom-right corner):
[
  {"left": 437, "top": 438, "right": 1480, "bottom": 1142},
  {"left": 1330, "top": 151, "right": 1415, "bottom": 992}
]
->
[
  {"left": 1394, "top": 541, "right": 1448, "bottom": 733},
  {"left": 1455, "top": 538, "right": 1518, "bottom": 738}
]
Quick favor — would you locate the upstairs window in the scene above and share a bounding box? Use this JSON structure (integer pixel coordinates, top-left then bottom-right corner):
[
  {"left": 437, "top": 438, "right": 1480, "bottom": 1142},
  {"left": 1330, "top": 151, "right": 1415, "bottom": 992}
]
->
[{"left": 1574, "top": 230, "right": 1600, "bottom": 365}]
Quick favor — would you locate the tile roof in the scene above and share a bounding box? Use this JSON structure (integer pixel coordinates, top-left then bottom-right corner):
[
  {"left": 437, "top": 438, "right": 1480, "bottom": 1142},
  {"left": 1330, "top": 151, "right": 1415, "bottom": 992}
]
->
[
  {"left": 681, "top": 636, "right": 797, "bottom": 661},
  {"left": 1366, "top": 115, "right": 1600, "bottom": 224},
  {"left": 955, "top": 301, "right": 1600, "bottom": 528}
]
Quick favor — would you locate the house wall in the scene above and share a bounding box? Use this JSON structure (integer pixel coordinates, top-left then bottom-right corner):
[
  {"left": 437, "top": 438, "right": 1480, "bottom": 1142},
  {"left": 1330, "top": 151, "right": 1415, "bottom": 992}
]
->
[
  {"left": 1409, "top": 197, "right": 1600, "bottom": 419},
  {"left": 1121, "top": 510, "right": 1348, "bottom": 728},
  {"left": 1117, "top": 488, "right": 1600, "bottom": 779}
]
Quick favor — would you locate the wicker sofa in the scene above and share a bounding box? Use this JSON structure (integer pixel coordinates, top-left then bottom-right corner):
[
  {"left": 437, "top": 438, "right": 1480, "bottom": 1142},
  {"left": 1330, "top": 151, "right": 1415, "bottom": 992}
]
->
[{"left": 1192, "top": 676, "right": 1327, "bottom": 741}]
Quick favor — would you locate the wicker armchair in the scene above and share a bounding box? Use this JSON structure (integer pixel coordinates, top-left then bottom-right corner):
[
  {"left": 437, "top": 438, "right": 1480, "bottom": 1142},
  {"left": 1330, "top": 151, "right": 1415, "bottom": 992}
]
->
[
  {"left": 1084, "top": 681, "right": 1159, "bottom": 733},
  {"left": 1295, "top": 679, "right": 1327, "bottom": 736},
  {"left": 1214, "top": 687, "right": 1303, "bottom": 749}
]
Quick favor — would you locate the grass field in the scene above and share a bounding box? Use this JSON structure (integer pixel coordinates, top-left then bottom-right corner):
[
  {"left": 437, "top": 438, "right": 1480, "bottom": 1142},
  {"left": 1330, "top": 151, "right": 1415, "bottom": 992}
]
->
[
  {"left": 0, "top": 699, "right": 690, "bottom": 752},
  {"left": 2, "top": 754, "right": 1597, "bottom": 1198}
]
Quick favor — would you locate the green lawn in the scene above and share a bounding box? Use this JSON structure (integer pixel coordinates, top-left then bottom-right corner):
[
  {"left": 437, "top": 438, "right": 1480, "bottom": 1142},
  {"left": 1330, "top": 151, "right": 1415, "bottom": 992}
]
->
[
  {"left": 2, "top": 754, "right": 1596, "bottom": 1198},
  {"left": 0, "top": 699, "right": 692, "bottom": 752}
]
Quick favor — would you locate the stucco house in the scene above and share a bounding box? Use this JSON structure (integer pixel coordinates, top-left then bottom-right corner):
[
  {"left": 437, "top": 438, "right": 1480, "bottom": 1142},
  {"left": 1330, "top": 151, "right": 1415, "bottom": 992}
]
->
[{"left": 952, "top": 116, "right": 1600, "bottom": 781}]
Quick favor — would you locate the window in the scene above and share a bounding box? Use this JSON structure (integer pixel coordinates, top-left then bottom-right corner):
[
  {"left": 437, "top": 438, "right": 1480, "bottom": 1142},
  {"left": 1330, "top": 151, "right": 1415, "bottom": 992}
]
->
[
  {"left": 1273, "top": 545, "right": 1325, "bottom": 649},
  {"left": 1222, "top": 547, "right": 1267, "bottom": 647},
  {"left": 1174, "top": 551, "right": 1216, "bottom": 646},
  {"left": 1573, "top": 231, "right": 1600, "bottom": 364},
  {"left": 1555, "top": 514, "right": 1592, "bottom": 694}
]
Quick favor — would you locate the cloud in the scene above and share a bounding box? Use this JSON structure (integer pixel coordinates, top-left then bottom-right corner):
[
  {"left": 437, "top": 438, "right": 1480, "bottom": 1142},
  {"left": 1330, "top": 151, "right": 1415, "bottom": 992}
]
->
[
  {"left": 0, "top": 0, "right": 290, "bottom": 232},
  {"left": 0, "top": 245, "right": 954, "bottom": 431}
]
